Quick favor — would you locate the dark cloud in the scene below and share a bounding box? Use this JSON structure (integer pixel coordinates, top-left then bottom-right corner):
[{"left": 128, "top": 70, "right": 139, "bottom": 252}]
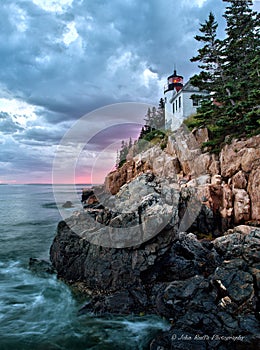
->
[
  {"left": 0, "top": 143, "right": 51, "bottom": 172},
  {"left": 0, "top": 136, "right": 53, "bottom": 183},
  {"left": 2, "top": 0, "right": 255, "bottom": 183},
  {"left": 0, "top": 0, "right": 227, "bottom": 121},
  {"left": 14, "top": 124, "right": 66, "bottom": 144}
]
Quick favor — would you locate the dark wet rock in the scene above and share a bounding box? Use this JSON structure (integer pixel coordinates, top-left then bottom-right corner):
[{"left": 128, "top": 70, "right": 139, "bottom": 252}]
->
[
  {"left": 81, "top": 189, "right": 94, "bottom": 203},
  {"left": 178, "top": 187, "right": 221, "bottom": 236},
  {"left": 83, "top": 202, "right": 104, "bottom": 210},
  {"left": 213, "top": 228, "right": 260, "bottom": 263},
  {"left": 211, "top": 260, "right": 254, "bottom": 305},
  {"left": 62, "top": 200, "right": 73, "bottom": 208},
  {"left": 81, "top": 188, "right": 100, "bottom": 208},
  {"left": 50, "top": 218, "right": 175, "bottom": 293},
  {"left": 79, "top": 286, "right": 149, "bottom": 315},
  {"left": 50, "top": 224, "right": 259, "bottom": 328},
  {"left": 140, "top": 233, "right": 220, "bottom": 284},
  {"left": 191, "top": 204, "right": 222, "bottom": 237},
  {"left": 50, "top": 174, "right": 260, "bottom": 349},
  {"left": 150, "top": 229, "right": 260, "bottom": 349},
  {"left": 29, "top": 258, "right": 55, "bottom": 275}
]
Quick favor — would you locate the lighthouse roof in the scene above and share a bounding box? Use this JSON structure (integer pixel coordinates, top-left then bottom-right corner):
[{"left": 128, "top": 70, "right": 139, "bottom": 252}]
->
[{"left": 167, "top": 69, "right": 183, "bottom": 80}]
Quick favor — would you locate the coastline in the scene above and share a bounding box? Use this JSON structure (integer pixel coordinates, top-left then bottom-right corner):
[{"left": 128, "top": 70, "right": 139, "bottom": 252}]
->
[{"left": 49, "top": 127, "right": 260, "bottom": 349}]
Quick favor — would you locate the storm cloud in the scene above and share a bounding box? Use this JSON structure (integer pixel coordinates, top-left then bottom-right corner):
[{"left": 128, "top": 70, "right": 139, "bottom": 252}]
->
[{"left": 0, "top": 0, "right": 258, "bottom": 183}]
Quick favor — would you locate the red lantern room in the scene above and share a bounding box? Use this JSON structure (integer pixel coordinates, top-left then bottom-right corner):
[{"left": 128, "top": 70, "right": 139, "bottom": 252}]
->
[{"left": 164, "top": 70, "right": 183, "bottom": 93}]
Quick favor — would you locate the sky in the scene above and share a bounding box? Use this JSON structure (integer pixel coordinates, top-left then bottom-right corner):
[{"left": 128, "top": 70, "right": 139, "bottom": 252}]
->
[{"left": 0, "top": 0, "right": 259, "bottom": 184}]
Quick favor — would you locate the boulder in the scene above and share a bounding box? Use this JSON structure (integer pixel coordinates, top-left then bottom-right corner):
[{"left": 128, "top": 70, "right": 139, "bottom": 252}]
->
[
  {"left": 232, "top": 170, "right": 247, "bottom": 189},
  {"left": 50, "top": 209, "right": 260, "bottom": 349},
  {"left": 220, "top": 184, "right": 234, "bottom": 229},
  {"left": 220, "top": 135, "right": 260, "bottom": 178},
  {"left": 79, "top": 287, "right": 149, "bottom": 315},
  {"left": 104, "top": 165, "right": 128, "bottom": 195},
  {"left": 62, "top": 201, "right": 73, "bottom": 208},
  {"left": 150, "top": 228, "right": 260, "bottom": 350},
  {"left": 248, "top": 167, "right": 260, "bottom": 221},
  {"left": 192, "top": 127, "right": 209, "bottom": 145},
  {"left": 208, "top": 158, "right": 220, "bottom": 176},
  {"left": 233, "top": 189, "right": 250, "bottom": 224},
  {"left": 211, "top": 174, "right": 222, "bottom": 185}
]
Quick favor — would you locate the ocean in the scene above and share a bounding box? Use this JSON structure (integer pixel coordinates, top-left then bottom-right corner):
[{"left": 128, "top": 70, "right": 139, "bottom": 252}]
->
[{"left": 0, "top": 184, "right": 167, "bottom": 350}]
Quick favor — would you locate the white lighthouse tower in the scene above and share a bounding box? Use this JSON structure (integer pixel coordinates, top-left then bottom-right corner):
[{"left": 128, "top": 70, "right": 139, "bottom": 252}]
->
[{"left": 164, "top": 69, "right": 183, "bottom": 130}]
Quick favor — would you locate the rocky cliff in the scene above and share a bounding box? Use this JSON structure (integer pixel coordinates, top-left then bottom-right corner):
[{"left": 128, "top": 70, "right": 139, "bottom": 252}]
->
[
  {"left": 105, "top": 126, "right": 260, "bottom": 227},
  {"left": 50, "top": 126, "right": 260, "bottom": 349}
]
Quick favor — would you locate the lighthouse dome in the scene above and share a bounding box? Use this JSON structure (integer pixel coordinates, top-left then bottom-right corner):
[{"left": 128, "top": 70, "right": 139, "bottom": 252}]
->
[{"left": 164, "top": 70, "right": 183, "bottom": 94}]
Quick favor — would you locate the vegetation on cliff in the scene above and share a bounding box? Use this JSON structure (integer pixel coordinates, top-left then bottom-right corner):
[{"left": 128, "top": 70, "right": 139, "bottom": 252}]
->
[
  {"left": 116, "top": 99, "right": 166, "bottom": 168},
  {"left": 187, "top": 0, "right": 260, "bottom": 152}
]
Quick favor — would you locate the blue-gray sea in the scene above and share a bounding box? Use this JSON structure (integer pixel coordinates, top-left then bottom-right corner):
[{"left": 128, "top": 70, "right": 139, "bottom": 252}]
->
[{"left": 0, "top": 184, "right": 168, "bottom": 350}]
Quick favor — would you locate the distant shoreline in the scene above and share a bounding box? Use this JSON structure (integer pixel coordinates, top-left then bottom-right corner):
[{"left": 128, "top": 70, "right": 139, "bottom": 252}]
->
[{"left": 0, "top": 183, "right": 100, "bottom": 186}]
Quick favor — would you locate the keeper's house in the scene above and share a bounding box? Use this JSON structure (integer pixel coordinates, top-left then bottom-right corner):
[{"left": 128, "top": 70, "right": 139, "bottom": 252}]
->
[{"left": 164, "top": 70, "right": 208, "bottom": 130}]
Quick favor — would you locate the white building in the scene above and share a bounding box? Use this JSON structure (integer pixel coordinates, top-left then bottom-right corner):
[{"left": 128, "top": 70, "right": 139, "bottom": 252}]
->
[{"left": 164, "top": 70, "right": 208, "bottom": 131}]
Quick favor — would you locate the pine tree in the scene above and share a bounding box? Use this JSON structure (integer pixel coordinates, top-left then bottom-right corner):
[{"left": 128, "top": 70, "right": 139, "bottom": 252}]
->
[
  {"left": 159, "top": 97, "right": 165, "bottom": 110},
  {"left": 151, "top": 107, "right": 157, "bottom": 129},
  {"left": 221, "top": 0, "right": 260, "bottom": 132},
  {"left": 128, "top": 137, "right": 133, "bottom": 149},
  {"left": 139, "top": 126, "right": 145, "bottom": 139},
  {"left": 144, "top": 107, "right": 152, "bottom": 128},
  {"left": 190, "top": 12, "right": 220, "bottom": 91},
  {"left": 143, "top": 104, "right": 165, "bottom": 131},
  {"left": 189, "top": 1, "right": 260, "bottom": 149},
  {"left": 118, "top": 140, "right": 129, "bottom": 167},
  {"left": 157, "top": 98, "right": 165, "bottom": 129},
  {"left": 116, "top": 149, "right": 120, "bottom": 169},
  {"left": 190, "top": 12, "right": 223, "bottom": 126},
  {"left": 117, "top": 137, "right": 136, "bottom": 168}
]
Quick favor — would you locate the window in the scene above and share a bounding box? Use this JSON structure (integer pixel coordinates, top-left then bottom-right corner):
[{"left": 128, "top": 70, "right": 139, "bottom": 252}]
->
[
  {"left": 179, "top": 96, "right": 181, "bottom": 108},
  {"left": 193, "top": 98, "right": 199, "bottom": 106},
  {"left": 165, "top": 97, "right": 167, "bottom": 103},
  {"left": 173, "top": 103, "right": 175, "bottom": 113},
  {"left": 175, "top": 100, "right": 178, "bottom": 111}
]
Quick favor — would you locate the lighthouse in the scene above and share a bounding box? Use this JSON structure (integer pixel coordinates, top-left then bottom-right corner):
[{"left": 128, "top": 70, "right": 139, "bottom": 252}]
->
[{"left": 164, "top": 69, "right": 183, "bottom": 130}]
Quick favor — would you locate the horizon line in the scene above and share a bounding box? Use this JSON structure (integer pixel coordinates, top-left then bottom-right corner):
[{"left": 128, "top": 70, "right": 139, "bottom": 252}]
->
[{"left": 0, "top": 183, "right": 103, "bottom": 186}]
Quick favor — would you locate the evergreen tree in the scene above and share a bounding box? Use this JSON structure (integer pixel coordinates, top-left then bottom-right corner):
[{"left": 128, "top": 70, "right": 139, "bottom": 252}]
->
[
  {"left": 190, "top": 12, "right": 223, "bottom": 126},
  {"left": 190, "top": 12, "right": 220, "bottom": 91},
  {"left": 144, "top": 107, "right": 152, "bottom": 128},
  {"left": 128, "top": 137, "right": 133, "bottom": 149},
  {"left": 221, "top": 0, "right": 260, "bottom": 132},
  {"left": 139, "top": 126, "right": 145, "bottom": 139},
  {"left": 116, "top": 137, "right": 135, "bottom": 168},
  {"left": 143, "top": 104, "right": 165, "bottom": 131},
  {"left": 151, "top": 107, "right": 157, "bottom": 129},
  {"left": 157, "top": 98, "right": 165, "bottom": 130},
  {"left": 116, "top": 149, "right": 120, "bottom": 168},
  {"left": 139, "top": 124, "right": 151, "bottom": 140},
  {"left": 118, "top": 140, "right": 129, "bottom": 167},
  {"left": 189, "top": 1, "right": 260, "bottom": 149},
  {"left": 135, "top": 102, "right": 167, "bottom": 154},
  {"left": 159, "top": 97, "right": 165, "bottom": 110}
]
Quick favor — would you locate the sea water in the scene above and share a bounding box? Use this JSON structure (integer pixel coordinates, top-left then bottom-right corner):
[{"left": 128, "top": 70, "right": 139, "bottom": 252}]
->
[{"left": 0, "top": 185, "right": 168, "bottom": 350}]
